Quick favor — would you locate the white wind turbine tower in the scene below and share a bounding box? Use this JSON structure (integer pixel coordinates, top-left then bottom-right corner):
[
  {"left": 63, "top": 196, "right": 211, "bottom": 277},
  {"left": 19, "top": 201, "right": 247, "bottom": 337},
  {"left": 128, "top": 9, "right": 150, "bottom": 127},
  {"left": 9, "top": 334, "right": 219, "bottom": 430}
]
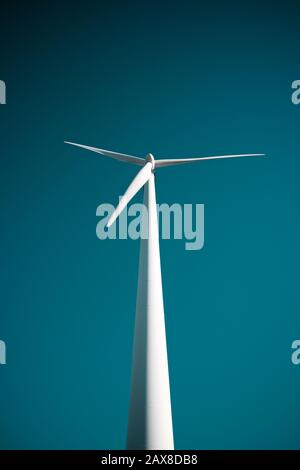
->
[{"left": 65, "top": 141, "right": 264, "bottom": 450}]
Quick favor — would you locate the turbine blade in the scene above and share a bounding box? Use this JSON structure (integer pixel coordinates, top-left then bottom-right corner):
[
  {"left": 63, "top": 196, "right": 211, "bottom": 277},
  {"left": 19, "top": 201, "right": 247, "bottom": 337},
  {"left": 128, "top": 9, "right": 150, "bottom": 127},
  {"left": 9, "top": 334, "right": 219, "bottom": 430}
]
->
[
  {"left": 155, "top": 154, "right": 265, "bottom": 168},
  {"left": 64, "top": 141, "right": 145, "bottom": 166},
  {"left": 107, "top": 162, "right": 153, "bottom": 227}
]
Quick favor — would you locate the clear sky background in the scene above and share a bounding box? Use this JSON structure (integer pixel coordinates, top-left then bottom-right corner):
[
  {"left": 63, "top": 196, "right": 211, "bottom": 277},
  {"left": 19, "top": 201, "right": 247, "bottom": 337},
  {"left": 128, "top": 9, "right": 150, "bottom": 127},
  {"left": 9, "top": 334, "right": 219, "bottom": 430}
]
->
[{"left": 0, "top": 0, "right": 299, "bottom": 449}]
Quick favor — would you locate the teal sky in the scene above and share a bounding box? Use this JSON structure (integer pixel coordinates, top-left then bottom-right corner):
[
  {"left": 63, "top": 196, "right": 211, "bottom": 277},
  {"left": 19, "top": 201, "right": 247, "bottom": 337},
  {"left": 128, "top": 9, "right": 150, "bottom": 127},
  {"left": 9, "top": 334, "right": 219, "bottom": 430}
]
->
[{"left": 0, "top": 0, "right": 299, "bottom": 449}]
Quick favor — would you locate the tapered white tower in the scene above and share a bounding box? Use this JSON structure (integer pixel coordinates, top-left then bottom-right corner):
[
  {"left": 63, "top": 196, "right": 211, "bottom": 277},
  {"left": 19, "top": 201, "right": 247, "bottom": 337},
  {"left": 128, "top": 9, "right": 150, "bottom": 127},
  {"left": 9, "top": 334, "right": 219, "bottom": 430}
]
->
[
  {"left": 126, "top": 172, "right": 174, "bottom": 450},
  {"left": 65, "top": 140, "right": 265, "bottom": 450}
]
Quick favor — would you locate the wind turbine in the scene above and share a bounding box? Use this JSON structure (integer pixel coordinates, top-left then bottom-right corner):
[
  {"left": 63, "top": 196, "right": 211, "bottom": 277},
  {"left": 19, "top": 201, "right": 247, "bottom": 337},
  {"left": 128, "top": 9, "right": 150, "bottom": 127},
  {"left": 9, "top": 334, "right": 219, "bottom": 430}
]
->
[{"left": 65, "top": 141, "right": 265, "bottom": 450}]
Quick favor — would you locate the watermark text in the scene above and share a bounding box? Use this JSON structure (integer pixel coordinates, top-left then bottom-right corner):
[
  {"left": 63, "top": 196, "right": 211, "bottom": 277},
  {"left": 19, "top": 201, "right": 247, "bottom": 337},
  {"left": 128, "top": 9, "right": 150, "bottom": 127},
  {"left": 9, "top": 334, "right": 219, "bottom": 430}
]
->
[
  {"left": 0, "top": 340, "right": 6, "bottom": 365},
  {"left": 291, "top": 80, "right": 300, "bottom": 105},
  {"left": 96, "top": 201, "right": 204, "bottom": 251},
  {"left": 0, "top": 80, "right": 6, "bottom": 104},
  {"left": 291, "top": 339, "right": 300, "bottom": 365}
]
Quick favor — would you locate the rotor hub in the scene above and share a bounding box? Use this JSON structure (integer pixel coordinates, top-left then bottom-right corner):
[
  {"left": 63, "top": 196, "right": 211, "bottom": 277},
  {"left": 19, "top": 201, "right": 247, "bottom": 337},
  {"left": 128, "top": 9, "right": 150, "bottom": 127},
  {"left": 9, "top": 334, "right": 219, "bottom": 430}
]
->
[{"left": 146, "top": 153, "right": 155, "bottom": 170}]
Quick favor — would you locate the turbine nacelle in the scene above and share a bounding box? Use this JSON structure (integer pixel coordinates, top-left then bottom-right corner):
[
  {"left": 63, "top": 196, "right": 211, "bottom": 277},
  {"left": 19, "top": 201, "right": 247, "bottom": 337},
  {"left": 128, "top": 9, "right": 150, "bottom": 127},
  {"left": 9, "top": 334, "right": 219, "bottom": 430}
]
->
[{"left": 146, "top": 153, "right": 155, "bottom": 169}]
